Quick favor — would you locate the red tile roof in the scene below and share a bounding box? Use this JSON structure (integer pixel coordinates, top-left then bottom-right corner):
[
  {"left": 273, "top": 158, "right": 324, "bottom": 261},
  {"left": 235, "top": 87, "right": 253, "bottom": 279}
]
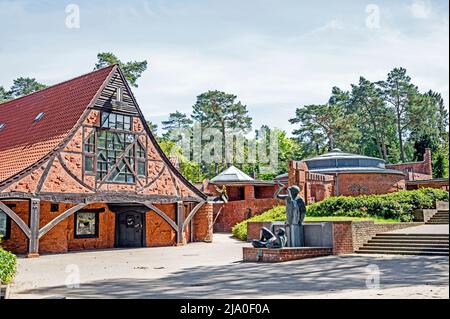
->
[{"left": 0, "top": 65, "right": 115, "bottom": 183}]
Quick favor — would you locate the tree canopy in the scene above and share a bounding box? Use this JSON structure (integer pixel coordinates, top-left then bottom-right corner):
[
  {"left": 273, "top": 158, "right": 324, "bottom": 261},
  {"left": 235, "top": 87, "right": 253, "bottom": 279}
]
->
[{"left": 95, "top": 52, "right": 148, "bottom": 88}]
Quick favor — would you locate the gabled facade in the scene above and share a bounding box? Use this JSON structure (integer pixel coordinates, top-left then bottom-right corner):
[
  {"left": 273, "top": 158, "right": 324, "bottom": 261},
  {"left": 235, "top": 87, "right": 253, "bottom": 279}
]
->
[{"left": 0, "top": 65, "right": 212, "bottom": 256}]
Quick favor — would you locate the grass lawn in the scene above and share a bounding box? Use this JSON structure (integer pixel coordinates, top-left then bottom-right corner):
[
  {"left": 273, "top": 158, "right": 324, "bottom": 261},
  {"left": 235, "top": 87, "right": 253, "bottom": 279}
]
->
[{"left": 305, "top": 216, "right": 399, "bottom": 223}]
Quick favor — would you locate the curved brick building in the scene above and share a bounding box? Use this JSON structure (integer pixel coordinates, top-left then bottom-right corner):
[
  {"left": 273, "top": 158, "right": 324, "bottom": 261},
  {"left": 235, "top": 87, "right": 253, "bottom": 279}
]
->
[
  {"left": 304, "top": 149, "right": 406, "bottom": 196},
  {"left": 276, "top": 149, "right": 413, "bottom": 203}
]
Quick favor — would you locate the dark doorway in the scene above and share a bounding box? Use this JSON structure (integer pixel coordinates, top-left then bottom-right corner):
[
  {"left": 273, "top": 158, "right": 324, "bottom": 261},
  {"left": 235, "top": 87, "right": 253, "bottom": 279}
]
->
[{"left": 117, "top": 211, "right": 144, "bottom": 248}]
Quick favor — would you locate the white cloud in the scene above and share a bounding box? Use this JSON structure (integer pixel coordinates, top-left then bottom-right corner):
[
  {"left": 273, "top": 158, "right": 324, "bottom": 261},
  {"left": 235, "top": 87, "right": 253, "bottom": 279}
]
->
[{"left": 409, "top": 0, "right": 433, "bottom": 19}]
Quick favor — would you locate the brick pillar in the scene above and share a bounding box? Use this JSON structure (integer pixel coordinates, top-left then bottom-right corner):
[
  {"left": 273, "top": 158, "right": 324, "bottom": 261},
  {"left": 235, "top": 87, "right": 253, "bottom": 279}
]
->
[
  {"left": 193, "top": 202, "right": 213, "bottom": 242},
  {"left": 244, "top": 185, "right": 255, "bottom": 200}
]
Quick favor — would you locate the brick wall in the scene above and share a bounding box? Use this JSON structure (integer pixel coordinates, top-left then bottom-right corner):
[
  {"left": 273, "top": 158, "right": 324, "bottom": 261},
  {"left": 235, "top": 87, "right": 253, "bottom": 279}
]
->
[
  {"left": 193, "top": 202, "right": 213, "bottom": 242},
  {"left": 386, "top": 148, "right": 433, "bottom": 181},
  {"left": 337, "top": 173, "right": 405, "bottom": 196},
  {"left": 213, "top": 198, "right": 283, "bottom": 232},
  {"left": 331, "top": 222, "right": 354, "bottom": 255},
  {"left": 67, "top": 203, "right": 116, "bottom": 252},
  {"left": 146, "top": 203, "right": 177, "bottom": 247},
  {"left": 0, "top": 200, "right": 29, "bottom": 254}
]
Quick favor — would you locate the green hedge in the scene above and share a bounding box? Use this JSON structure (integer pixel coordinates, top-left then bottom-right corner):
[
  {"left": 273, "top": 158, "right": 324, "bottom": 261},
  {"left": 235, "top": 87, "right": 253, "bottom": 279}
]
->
[
  {"left": 231, "top": 188, "right": 449, "bottom": 241},
  {"left": 0, "top": 248, "right": 17, "bottom": 285},
  {"left": 307, "top": 188, "right": 448, "bottom": 222}
]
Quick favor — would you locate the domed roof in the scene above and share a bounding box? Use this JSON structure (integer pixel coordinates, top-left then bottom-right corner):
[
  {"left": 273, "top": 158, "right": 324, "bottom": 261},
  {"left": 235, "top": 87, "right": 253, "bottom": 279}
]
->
[{"left": 304, "top": 149, "right": 404, "bottom": 175}]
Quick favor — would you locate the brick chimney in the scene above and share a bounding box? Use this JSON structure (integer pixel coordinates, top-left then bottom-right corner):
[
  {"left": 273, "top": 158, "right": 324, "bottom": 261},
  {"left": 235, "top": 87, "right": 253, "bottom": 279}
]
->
[{"left": 423, "top": 148, "right": 432, "bottom": 176}]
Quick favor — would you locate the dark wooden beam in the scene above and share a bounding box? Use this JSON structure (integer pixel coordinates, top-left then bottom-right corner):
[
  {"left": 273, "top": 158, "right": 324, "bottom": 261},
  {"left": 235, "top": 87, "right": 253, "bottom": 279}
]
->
[
  {"left": 28, "top": 199, "right": 40, "bottom": 257},
  {"left": 0, "top": 191, "right": 202, "bottom": 205},
  {"left": 177, "top": 201, "right": 184, "bottom": 244},
  {"left": 38, "top": 203, "right": 87, "bottom": 239},
  {"left": 143, "top": 202, "right": 178, "bottom": 231},
  {"left": 183, "top": 200, "right": 206, "bottom": 230},
  {"left": 0, "top": 201, "right": 31, "bottom": 238}
]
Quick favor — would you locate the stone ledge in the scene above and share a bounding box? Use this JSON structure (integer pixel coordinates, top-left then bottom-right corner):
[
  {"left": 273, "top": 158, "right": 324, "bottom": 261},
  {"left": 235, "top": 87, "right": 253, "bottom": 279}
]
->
[{"left": 243, "top": 246, "right": 332, "bottom": 263}]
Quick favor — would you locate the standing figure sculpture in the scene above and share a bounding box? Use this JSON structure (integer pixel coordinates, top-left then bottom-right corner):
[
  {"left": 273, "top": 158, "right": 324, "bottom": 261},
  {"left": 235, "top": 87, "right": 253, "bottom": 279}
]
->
[{"left": 274, "top": 183, "right": 307, "bottom": 247}]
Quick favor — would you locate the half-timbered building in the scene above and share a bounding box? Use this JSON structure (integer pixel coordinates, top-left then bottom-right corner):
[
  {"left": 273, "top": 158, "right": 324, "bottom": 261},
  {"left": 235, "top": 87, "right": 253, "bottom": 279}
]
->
[{"left": 0, "top": 65, "right": 213, "bottom": 256}]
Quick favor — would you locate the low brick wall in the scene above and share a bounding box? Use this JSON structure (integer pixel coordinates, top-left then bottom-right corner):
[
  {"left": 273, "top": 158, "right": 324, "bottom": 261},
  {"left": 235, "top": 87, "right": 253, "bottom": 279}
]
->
[{"left": 243, "top": 247, "right": 332, "bottom": 263}]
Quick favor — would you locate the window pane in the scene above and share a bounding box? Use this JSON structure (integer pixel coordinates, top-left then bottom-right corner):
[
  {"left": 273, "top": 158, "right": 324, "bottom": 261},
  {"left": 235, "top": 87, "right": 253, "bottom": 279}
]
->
[
  {"left": 138, "top": 161, "right": 146, "bottom": 176},
  {"left": 75, "top": 212, "right": 97, "bottom": 236},
  {"left": 101, "top": 112, "right": 109, "bottom": 128},
  {"left": 85, "top": 156, "right": 94, "bottom": 172},
  {"left": 0, "top": 210, "right": 7, "bottom": 238},
  {"left": 109, "top": 113, "right": 117, "bottom": 128}
]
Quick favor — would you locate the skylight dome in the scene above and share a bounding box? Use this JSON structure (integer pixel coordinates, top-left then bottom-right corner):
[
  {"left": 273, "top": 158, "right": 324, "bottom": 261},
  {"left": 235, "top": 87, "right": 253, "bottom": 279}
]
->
[
  {"left": 34, "top": 112, "right": 45, "bottom": 122},
  {"left": 0, "top": 123, "right": 5, "bottom": 131}
]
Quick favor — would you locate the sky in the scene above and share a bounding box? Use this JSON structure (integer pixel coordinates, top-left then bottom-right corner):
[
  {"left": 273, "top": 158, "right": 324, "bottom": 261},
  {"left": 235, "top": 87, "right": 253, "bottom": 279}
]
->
[{"left": 0, "top": 0, "right": 448, "bottom": 135}]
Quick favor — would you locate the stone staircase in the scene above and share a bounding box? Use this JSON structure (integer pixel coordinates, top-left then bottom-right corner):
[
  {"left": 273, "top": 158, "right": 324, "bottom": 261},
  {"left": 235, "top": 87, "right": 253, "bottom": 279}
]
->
[
  {"left": 357, "top": 233, "right": 449, "bottom": 256},
  {"left": 426, "top": 203, "right": 449, "bottom": 225}
]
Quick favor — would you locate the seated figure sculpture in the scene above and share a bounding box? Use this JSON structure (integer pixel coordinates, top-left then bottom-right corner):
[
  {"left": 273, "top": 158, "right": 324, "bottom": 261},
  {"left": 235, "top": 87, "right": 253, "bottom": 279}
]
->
[{"left": 252, "top": 227, "right": 288, "bottom": 249}]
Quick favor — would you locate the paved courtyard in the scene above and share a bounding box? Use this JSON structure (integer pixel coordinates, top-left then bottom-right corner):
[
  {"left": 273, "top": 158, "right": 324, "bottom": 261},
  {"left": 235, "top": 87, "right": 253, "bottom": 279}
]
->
[
  {"left": 387, "top": 224, "right": 449, "bottom": 234},
  {"left": 11, "top": 234, "right": 449, "bottom": 299}
]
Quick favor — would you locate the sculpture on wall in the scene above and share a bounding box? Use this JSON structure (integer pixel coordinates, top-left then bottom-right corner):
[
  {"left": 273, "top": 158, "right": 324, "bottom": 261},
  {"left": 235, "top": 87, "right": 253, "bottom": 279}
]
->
[
  {"left": 252, "top": 227, "right": 287, "bottom": 249},
  {"left": 215, "top": 185, "right": 229, "bottom": 203},
  {"left": 274, "top": 183, "right": 307, "bottom": 247}
]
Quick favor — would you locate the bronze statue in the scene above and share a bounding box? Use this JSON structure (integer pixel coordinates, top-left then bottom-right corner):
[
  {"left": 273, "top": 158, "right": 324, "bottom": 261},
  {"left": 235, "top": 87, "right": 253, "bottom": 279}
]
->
[
  {"left": 252, "top": 227, "right": 287, "bottom": 249},
  {"left": 215, "top": 185, "right": 229, "bottom": 203},
  {"left": 274, "top": 183, "right": 306, "bottom": 247}
]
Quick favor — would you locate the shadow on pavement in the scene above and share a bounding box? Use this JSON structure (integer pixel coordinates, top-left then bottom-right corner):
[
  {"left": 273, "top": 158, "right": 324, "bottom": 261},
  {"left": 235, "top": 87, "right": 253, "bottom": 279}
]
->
[{"left": 18, "top": 255, "right": 449, "bottom": 299}]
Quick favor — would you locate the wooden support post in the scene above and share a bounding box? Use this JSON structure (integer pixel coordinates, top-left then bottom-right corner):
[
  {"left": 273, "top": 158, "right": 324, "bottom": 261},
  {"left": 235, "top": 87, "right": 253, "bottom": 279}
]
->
[
  {"left": 27, "top": 199, "right": 40, "bottom": 258},
  {"left": 177, "top": 202, "right": 184, "bottom": 245}
]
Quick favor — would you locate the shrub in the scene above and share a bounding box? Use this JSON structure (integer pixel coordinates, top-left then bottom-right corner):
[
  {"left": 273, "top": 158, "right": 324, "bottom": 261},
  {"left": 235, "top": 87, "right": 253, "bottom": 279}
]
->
[
  {"left": 231, "top": 188, "right": 449, "bottom": 240},
  {"left": 0, "top": 248, "right": 17, "bottom": 285},
  {"left": 307, "top": 188, "right": 448, "bottom": 222}
]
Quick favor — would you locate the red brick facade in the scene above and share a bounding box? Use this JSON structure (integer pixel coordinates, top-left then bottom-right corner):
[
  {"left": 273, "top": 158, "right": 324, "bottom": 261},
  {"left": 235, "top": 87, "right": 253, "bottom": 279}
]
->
[
  {"left": 0, "top": 66, "right": 212, "bottom": 256},
  {"left": 287, "top": 161, "right": 406, "bottom": 203},
  {"left": 1, "top": 200, "right": 214, "bottom": 254}
]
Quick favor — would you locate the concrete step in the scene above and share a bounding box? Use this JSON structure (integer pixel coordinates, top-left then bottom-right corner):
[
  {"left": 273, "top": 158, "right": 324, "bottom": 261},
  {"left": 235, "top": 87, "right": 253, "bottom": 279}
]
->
[
  {"left": 376, "top": 235, "right": 449, "bottom": 240},
  {"left": 357, "top": 249, "right": 449, "bottom": 256},
  {"left": 378, "top": 233, "right": 448, "bottom": 237},
  {"left": 426, "top": 222, "right": 449, "bottom": 225},
  {"left": 369, "top": 239, "right": 449, "bottom": 245},
  {"left": 364, "top": 240, "right": 449, "bottom": 248},
  {"left": 362, "top": 245, "right": 448, "bottom": 252}
]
